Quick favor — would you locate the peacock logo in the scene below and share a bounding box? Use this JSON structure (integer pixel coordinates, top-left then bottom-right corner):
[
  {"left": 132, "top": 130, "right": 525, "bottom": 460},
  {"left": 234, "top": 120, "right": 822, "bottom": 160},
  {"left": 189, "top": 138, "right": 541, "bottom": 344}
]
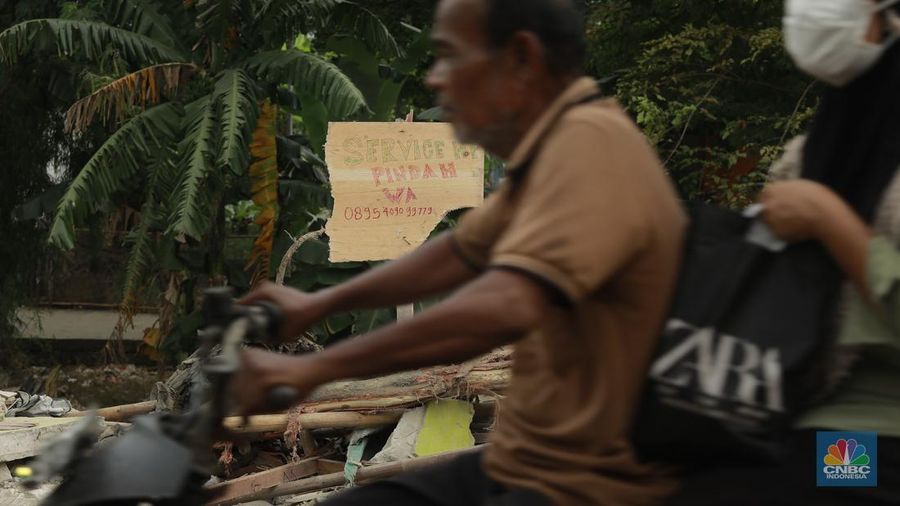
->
[{"left": 823, "top": 438, "right": 870, "bottom": 467}]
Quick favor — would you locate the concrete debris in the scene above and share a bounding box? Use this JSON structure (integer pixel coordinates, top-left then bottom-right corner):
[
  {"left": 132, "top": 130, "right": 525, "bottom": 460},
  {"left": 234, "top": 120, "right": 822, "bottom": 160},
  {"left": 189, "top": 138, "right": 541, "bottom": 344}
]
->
[
  {"left": 0, "top": 478, "right": 59, "bottom": 506},
  {"left": 278, "top": 489, "right": 340, "bottom": 505}
]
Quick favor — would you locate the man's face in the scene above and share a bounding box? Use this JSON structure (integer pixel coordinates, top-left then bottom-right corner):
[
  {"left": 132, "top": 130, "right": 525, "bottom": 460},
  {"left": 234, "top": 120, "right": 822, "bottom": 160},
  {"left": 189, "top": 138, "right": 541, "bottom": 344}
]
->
[{"left": 427, "top": 0, "right": 525, "bottom": 152}]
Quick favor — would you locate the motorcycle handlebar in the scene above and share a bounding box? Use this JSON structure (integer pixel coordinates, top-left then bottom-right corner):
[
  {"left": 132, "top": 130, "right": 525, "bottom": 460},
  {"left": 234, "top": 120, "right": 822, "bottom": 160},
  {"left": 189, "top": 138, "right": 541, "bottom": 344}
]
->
[{"left": 201, "top": 288, "right": 300, "bottom": 412}]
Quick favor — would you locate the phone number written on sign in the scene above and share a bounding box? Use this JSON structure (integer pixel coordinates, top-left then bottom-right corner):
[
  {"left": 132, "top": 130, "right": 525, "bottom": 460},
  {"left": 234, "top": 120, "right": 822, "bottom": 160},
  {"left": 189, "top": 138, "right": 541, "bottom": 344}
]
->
[{"left": 343, "top": 206, "right": 435, "bottom": 221}]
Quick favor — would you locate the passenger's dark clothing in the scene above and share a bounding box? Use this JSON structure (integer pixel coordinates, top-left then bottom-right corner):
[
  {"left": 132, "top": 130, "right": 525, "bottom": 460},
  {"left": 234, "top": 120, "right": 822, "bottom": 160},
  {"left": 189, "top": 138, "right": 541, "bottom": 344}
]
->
[{"left": 667, "top": 430, "right": 900, "bottom": 505}]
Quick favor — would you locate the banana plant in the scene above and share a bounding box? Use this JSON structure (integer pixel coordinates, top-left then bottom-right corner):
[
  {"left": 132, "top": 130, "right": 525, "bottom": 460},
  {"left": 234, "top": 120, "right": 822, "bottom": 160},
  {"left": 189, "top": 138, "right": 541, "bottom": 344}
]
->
[{"left": 0, "top": 0, "right": 399, "bottom": 354}]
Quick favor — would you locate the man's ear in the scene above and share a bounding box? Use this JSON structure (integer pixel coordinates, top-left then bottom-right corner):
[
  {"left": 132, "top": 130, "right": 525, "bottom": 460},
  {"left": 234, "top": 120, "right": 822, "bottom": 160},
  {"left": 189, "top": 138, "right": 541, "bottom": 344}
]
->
[{"left": 506, "top": 31, "right": 547, "bottom": 80}]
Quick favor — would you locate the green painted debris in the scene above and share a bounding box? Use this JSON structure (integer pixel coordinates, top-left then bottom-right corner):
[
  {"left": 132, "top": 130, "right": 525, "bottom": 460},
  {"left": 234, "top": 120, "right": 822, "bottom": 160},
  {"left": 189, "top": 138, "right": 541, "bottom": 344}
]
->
[{"left": 414, "top": 400, "right": 475, "bottom": 457}]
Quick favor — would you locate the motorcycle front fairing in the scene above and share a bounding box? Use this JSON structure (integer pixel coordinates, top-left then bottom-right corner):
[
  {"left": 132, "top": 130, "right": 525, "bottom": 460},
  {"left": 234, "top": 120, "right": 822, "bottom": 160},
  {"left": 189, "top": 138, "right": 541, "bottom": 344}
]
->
[{"left": 41, "top": 413, "right": 212, "bottom": 506}]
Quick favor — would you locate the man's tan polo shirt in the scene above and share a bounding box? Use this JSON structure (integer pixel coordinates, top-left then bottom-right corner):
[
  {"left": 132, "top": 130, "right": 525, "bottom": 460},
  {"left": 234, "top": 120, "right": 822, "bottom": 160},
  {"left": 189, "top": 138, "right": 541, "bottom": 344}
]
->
[{"left": 452, "top": 78, "right": 687, "bottom": 505}]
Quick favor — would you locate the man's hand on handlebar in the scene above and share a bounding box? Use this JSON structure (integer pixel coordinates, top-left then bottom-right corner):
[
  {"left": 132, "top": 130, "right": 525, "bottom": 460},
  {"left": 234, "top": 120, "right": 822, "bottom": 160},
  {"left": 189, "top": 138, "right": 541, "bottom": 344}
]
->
[
  {"left": 230, "top": 348, "right": 323, "bottom": 416},
  {"left": 237, "top": 281, "right": 327, "bottom": 343},
  {"left": 229, "top": 282, "right": 331, "bottom": 415}
]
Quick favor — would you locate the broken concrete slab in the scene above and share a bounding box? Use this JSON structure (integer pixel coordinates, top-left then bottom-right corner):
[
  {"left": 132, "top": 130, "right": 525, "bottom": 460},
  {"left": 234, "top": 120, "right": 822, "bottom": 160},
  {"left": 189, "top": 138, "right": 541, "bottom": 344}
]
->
[
  {"left": 0, "top": 418, "right": 126, "bottom": 463},
  {"left": 0, "top": 418, "right": 82, "bottom": 463},
  {"left": 0, "top": 463, "right": 10, "bottom": 483},
  {"left": 0, "top": 485, "right": 34, "bottom": 506},
  {"left": 0, "top": 479, "right": 58, "bottom": 506}
]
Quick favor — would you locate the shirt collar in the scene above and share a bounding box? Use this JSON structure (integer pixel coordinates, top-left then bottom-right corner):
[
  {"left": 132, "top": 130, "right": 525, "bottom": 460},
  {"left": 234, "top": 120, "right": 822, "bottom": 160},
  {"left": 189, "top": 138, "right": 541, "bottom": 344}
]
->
[{"left": 504, "top": 77, "right": 602, "bottom": 172}]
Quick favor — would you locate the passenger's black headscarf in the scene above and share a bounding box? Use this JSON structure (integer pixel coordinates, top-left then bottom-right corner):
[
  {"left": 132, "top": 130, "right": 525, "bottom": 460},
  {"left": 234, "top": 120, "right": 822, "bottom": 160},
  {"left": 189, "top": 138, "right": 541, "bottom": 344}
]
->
[{"left": 802, "top": 24, "right": 900, "bottom": 223}]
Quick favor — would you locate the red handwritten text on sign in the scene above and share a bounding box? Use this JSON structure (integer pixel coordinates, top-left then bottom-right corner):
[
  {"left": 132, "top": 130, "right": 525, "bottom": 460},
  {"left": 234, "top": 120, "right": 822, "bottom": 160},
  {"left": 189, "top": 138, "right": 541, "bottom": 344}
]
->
[{"left": 326, "top": 122, "right": 484, "bottom": 262}]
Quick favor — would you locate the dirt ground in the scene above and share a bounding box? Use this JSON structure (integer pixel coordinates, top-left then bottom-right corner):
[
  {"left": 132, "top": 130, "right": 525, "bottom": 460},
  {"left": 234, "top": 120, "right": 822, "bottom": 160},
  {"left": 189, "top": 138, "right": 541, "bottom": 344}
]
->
[{"left": 0, "top": 364, "right": 166, "bottom": 409}]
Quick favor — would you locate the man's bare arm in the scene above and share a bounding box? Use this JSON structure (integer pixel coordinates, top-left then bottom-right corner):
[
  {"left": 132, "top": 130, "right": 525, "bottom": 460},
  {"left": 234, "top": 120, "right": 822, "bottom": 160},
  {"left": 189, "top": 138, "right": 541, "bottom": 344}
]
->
[
  {"left": 233, "top": 269, "right": 553, "bottom": 414},
  {"left": 239, "top": 232, "right": 480, "bottom": 340}
]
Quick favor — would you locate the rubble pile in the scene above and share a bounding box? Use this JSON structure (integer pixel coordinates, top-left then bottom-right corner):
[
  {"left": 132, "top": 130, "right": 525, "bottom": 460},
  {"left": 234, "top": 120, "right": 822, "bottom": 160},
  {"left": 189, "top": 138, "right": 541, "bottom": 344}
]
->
[
  {"left": 0, "top": 348, "right": 511, "bottom": 505},
  {"left": 202, "top": 347, "right": 510, "bottom": 505}
]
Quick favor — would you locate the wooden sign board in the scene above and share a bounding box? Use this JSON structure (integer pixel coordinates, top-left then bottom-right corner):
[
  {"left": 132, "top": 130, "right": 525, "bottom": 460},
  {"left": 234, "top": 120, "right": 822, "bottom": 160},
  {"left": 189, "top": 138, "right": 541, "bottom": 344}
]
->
[{"left": 325, "top": 122, "right": 484, "bottom": 262}]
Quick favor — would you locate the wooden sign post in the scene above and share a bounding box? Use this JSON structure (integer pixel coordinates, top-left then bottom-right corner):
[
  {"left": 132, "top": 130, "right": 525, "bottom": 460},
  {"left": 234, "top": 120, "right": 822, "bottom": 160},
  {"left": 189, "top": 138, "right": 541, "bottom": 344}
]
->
[{"left": 324, "top": 122, "right": 484, "bottom": 264}]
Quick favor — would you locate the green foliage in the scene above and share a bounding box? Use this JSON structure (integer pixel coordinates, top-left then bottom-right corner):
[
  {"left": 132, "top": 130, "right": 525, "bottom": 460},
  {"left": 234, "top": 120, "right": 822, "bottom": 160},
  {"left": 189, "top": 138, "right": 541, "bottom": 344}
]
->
[
  {"left": 49, "top": 103, "right": 181, "bottom": 249},
  {"left": 0, "top": 18, "right": 186, "bottom": 65},
  {"left": 325, "top": 28, "right": 430, "bottom": 122},
  {"left": 243, "top": 49, "right": 368, "bottom": 118},
  {"left": 214, "top": 68, "right": 259, "bottom": 176},
  {"left": 256, "top": 0, "right": 343, "bottom": 44},
  {"left": 104, "top": 0, "right": 181, "bottom": 50},
  {"left": 586, "top": 0, "right": 818, "bottom": 207},
  {"left": 225, "top": 200, "right": 262, "bottom": 228},
  {"left": 195, "top": 0, "right": 242, "bottom": 41},
  {"left": 121, "top": 206, "right": 156, "bottom": 306},
  {"left": 169, "top": 97, "right": 219, "bottom": 240},
  {"left": 312, "top": 1, "right": 436, "bottom": 116},
  {"left": 331, "top": 2, "right": 403, "bottom": 59}
]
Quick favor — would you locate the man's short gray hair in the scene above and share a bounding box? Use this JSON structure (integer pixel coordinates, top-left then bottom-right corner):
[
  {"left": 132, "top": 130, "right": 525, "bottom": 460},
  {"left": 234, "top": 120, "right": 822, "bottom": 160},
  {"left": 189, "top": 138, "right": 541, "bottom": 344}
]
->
[{"left": 483, "top": 0, "right": 586, "bottom": 75}]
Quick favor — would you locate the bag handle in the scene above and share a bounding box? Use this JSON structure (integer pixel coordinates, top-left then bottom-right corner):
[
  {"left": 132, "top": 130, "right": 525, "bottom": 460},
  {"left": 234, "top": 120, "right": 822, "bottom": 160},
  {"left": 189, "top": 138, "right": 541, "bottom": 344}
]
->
[{"left": 703, "top": 206, "right": 787, "bottom": 325}]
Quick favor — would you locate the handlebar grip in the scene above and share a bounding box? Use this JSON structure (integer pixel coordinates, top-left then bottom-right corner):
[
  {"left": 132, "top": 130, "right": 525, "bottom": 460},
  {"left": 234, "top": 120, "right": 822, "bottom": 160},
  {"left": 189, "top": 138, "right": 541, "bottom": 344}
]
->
[{"left": 267, "top": 385, "right": 300, "bottom": 411}]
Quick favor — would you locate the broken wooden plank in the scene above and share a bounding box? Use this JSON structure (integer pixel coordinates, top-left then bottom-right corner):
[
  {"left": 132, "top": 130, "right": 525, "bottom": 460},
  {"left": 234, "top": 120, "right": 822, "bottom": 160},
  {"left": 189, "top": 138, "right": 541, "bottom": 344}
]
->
[
  {"left": 316, "top": 459, "right": 345, "bottom": 475},
  {"left": 206, "top": 457, "right": 319, "bottom": 506},
  {"left": 216, "top": 446, "right": 484, "bottom": 505},
  {"left": 222, "top": 411, "right": 402, "bottom": 435}
]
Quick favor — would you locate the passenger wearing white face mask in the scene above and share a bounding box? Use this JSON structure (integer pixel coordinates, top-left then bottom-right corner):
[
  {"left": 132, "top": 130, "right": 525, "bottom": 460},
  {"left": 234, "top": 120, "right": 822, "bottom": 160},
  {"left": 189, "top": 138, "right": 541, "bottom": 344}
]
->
[
  {"left": 664, "top": 1, "right": 900, "bottom": 504},
  {"left": 784, "top": 0, "right": 900, "bottom": 86}
]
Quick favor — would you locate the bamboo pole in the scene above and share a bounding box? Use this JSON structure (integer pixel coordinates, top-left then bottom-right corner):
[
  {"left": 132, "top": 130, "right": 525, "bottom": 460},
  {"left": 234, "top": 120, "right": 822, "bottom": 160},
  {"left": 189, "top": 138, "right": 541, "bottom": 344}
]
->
[
  {"left": 222, "top": 411, "right": 402, "bottom": 435},
  {"left": 65, "top": 400, "right": 157, "bottom": 422}
]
